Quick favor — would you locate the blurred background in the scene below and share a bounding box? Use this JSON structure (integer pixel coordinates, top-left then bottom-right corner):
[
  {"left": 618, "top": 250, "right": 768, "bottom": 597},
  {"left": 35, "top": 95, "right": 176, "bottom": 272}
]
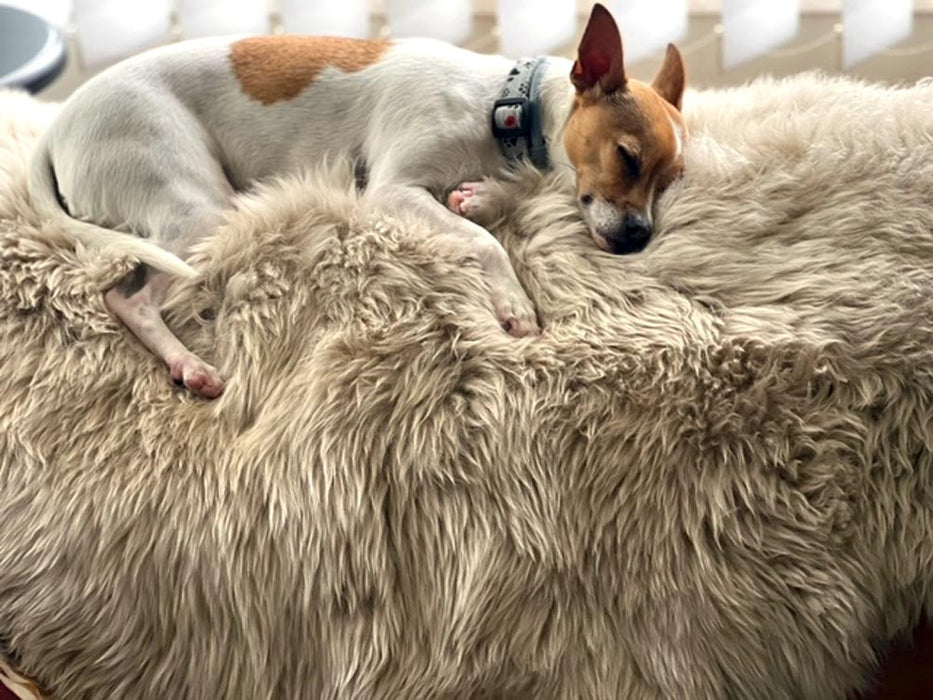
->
[{"left": 1, "top": 0, "right": 932, "bottom": 101}]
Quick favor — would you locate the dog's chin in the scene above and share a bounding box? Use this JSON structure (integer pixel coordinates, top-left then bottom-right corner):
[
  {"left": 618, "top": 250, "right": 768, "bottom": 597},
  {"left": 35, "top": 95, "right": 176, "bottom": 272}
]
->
[{"left": 590, "top": 231, "right": 612, "bottom": 252}]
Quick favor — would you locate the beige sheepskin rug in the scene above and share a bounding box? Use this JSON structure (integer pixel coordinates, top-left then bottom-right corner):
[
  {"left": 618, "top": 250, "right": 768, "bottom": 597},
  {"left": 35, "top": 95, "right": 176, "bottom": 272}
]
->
[{"left": 1, "top": 74, "right": 933, "bottom": 699}]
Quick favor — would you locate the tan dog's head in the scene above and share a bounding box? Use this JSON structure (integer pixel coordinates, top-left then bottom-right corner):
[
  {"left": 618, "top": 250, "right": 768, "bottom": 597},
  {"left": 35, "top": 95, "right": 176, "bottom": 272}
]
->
[{"left": 564, "top": 4, "right": 687, "bottom": 254}]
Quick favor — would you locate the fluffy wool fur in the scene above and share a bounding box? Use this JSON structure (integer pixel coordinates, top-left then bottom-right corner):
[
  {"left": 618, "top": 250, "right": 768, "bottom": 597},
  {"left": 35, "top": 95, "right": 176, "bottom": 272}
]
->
[{"left": 1, "top": 74, "right": 933, "bottom": 699}]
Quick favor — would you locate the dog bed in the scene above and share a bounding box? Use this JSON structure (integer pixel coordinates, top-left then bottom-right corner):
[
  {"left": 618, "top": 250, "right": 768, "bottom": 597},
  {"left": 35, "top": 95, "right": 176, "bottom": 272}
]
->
[{"left": 1, "top": 75, "right": 933, "bottom": 699}]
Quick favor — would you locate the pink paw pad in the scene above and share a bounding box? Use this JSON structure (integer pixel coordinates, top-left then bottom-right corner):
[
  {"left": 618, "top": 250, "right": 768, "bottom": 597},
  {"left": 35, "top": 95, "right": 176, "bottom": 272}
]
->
[
  {"left": 169, "top": 357, "right": 225, "bottom": 399},
  {"left": 447, "top": 182, "right": 483, "bottom": 218},
  {"left": 186, "top": 371, "right": 224, "bottom": 399}
]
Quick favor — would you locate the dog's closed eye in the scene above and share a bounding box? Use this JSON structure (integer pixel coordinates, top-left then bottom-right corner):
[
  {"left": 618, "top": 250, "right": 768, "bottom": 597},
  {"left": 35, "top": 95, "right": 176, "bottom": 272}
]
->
[{"left": 617, "top": 144, "right": 641, "bottom": 181}]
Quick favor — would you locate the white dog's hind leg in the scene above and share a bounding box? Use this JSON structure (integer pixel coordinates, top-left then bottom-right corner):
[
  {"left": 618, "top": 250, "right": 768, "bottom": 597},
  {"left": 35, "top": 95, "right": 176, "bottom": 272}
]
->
[
  {"left": 102, "top": 198, "right": 228, "bottom": 399},
  {"left": 104, "top": 265, "right": 224, "bottom": 398},
  {"left": 51, "top": 98, "right": 234, "bottom": 397}
]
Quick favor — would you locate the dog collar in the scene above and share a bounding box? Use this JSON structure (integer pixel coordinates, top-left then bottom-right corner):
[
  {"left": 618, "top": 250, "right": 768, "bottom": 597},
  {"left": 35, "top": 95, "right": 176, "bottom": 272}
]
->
[{"left": 492, "top": 57, "right": 550, "bottom": 171}]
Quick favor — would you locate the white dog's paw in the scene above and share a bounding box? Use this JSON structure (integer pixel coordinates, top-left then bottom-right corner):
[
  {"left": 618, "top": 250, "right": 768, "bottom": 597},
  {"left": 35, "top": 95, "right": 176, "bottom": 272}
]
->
[
  {"left": 447, "top": 182, "right": 491, "bottom": 222},
  {"left": 493, "top": 287, "right": 539, "bottom": 338},
  {"left": 169, "top": 353, "right": 225, "bottom": 399}
]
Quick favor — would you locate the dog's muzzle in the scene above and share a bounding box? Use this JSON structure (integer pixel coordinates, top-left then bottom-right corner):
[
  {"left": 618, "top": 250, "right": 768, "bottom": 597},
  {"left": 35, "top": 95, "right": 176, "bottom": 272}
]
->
[{"left": 605, "top": 212, "right": 652, "bottom": 254}]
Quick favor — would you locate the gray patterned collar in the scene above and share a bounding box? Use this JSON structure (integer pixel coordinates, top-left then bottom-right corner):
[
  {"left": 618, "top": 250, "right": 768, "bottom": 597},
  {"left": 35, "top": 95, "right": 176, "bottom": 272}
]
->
[{"left": 491, "top": 58, "right": 551, "bottom": 171}]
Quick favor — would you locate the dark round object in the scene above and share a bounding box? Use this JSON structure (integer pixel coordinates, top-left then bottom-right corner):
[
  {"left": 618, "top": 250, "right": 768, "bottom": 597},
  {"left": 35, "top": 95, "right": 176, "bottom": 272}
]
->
[{"left": 0, "top": 5, "right": 67, "bottom": 93}]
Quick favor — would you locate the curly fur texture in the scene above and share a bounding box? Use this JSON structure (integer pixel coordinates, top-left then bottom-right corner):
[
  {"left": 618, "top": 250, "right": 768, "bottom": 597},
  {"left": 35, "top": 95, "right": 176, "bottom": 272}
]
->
[{"left": 1, "top": 74, "right": 933, "bottom": 699}]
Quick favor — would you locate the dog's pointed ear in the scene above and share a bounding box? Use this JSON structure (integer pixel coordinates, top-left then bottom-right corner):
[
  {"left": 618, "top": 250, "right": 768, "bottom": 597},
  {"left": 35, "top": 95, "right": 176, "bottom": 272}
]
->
[
  {"left": 652, "top": 43, "right": 686, "bottom": 111},
  {"left": 571, "top": 3, "right": 626, "bottom": 95}
]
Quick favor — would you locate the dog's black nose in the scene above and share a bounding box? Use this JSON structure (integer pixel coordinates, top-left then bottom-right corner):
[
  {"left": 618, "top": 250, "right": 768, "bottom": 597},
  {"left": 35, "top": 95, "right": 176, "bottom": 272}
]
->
[{"left": 608, "top": 214, "right": 652, "bottom": 254}]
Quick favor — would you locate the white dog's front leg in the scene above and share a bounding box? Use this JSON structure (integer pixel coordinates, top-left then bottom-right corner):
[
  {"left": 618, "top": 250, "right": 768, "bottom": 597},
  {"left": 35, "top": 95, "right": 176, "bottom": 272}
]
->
[{"left": 369, "top": 184, "right": 538, "bottom": 337}]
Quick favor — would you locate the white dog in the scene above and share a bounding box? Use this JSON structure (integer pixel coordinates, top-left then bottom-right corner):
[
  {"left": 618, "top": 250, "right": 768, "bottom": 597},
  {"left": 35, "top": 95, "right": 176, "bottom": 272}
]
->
[{"left": 29, "top": 4, "right": 686, "bottom": 398}]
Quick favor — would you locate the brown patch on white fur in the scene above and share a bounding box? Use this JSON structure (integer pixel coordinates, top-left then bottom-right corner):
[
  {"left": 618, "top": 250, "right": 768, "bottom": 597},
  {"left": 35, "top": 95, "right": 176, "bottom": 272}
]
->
[{"left": 231, "top": 36, "right": 390, "bottom": 105}]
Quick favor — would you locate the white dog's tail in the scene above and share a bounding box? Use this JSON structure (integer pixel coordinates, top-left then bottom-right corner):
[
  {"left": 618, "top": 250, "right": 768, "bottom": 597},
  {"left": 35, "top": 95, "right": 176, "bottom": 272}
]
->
[{"left": 28, "top": 141, "right": 198, "bottom": 280}]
